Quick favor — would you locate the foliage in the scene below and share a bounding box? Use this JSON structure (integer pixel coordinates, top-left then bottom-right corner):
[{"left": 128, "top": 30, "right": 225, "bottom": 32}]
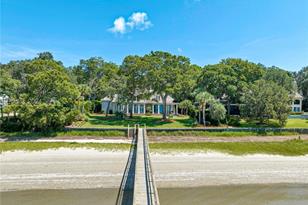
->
[
  {"left": 296, "top": 66, "right": 308, "bottom": 111},
  {"left": 195, "top": 91, "right": 215, "bottom": 126},
  {"left": 262, "top": 66, "right": 295, "bottom": 93},
  {"left": 145, "top": 51, "right": 197, "bottom": 119},
  {"left": 240, "top": 80, "right": 291, "bottom": 126},
  {"left": 0, "top": 53, "right": 81, "bottom": 131},
  {"left": 296, "top": 66, "right": 308, "bottom": 97},
  {"left": 198, "top": 59, "right": 265, "bottom": 116},
  {"left": 179, "top": 100, "right": 194, "bottom": 115},
  {"left": 97, "top": 63, "right": 124, "bottom": 116},
  {"left": 209, "top": 102, "right": 226, "bottom": 123},
  {"left": 119, "top": 55, "right": 149, "bottom": 117}
]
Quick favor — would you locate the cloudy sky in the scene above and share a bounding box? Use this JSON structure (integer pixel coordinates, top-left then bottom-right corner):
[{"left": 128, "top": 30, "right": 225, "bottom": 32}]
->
[{"left": 1, "top": 0, "right": 308, "bottom": 71}]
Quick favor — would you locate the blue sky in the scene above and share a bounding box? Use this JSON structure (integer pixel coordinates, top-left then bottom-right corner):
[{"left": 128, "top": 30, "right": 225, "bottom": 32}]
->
[{"left": 1, "top": 0, "right": 308, "bottom": 71}]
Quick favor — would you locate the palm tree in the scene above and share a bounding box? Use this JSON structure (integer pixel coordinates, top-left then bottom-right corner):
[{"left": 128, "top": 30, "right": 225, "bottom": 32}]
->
[{"left": 196, "top": 91, "right": 214, "bottom": 126}]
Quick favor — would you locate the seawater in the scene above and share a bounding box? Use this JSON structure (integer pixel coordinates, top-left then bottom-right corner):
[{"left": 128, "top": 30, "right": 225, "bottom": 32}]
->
[{"left": 1, "top": 184, "right": 308, "bottom": 205}]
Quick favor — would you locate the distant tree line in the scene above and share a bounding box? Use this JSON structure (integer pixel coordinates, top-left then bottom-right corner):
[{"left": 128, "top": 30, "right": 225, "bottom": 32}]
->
[{"left": 0, "top": 51, "right": 307, "bottom": 131}]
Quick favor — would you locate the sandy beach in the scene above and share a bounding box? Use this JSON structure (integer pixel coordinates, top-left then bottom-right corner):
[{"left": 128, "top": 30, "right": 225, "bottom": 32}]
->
[{"left": 1, "top": 148, "right": 308, "bottom": 191}]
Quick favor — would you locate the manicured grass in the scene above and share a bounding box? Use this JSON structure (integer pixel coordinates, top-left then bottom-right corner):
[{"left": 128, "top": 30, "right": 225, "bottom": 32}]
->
[
  {"left": 239, "top": 118, "right": 308, "bottom": 128},
  {"left": 1, "top": 140, "right": 307, "bottom": 156},
  {"left": 149, "top": 140, "right": 308, "bottom": 156},
  {"left": 82, "top": 114, "right": 196, "bottom": 128},
  {"left": 147, "top": 130, "right": 299, "bottom": 137},
  {"left": 83, "top": 114, "right": 308, "bottom": 128},
  {"left": 0, "top": 130, "right": 126, "bottom": 139},
  {"left": 285, "top": 118, "right": 308, "bottom": 128},
  {"left": 0, "top": 142, "right": 130, "bottom": 153}
]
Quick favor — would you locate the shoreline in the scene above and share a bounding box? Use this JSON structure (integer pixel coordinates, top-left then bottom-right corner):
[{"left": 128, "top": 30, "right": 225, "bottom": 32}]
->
[{"left": 1, "top": 148, "right": 308, "bottom": 191}]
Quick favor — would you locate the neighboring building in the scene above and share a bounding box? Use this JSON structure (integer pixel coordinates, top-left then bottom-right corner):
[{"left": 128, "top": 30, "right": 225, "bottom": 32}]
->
[
  {"left": 291, "top": 92, "right": 303, "bottom": 112},
  {"left": 101, "top": 95, "right": 179, "bottom": 115}
]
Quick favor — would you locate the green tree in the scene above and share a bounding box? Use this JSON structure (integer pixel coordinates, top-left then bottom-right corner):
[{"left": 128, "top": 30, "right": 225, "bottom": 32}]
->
[
  {"left": 241, "top": 80, "right": 291, "bottom": 126},
  {"left": 296, "top": 66, "right": 308, "bottom": 111},
  {"left": 179, "top": 100, "right": 194, "bottom": 115},
  {"left": 198, "top": 64, "right": 237, "bottom": 116},
  {"left": 27, "top": 69, "right": 79, "bottom": 104},
  {"left": 72, "top": 57, "right": 106, "bottom": 100},
  {"left": 120, "top": 55, "right": 149, "bottom": 117},
  {"left": 36, "top": 52, "right": 54, "bottom": 61},
  {"left": 262, "top": 66, "right": 295, "bottom": 93},
  {"left": 196, "top": 91, "right": 214, "bottom": 126},
  {"left": 297, "top": 66, "right": 308, "bottom": 97},
  {"left": 209, "top": 102, "right": 226, "bottom": 124},
  {"left": 97, "top": 63, "right": 124, "bottom": 116},
  {"left": 145, "top": 51, "right": 194, "bottom": 120},
  {"left": 0, "top": 52, "right": 81, "bottom": 131}
]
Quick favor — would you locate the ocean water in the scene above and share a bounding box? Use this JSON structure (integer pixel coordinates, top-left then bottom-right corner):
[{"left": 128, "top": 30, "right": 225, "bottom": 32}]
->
[{"left": 1, "top": 184, "right": 308, "bottom": 205}]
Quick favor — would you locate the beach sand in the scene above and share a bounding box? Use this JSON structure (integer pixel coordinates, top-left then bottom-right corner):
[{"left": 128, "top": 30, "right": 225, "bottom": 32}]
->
[{"left": 1, "top": 148, "right": 308, "bottom": 191}]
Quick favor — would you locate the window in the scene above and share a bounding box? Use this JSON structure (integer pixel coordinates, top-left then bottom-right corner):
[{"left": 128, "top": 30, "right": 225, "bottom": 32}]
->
[
  {"left": 154, "top": 104, "right": 158, "bottom": 114},
  {"left": 140, "top": 104, "right": 144, "bottom": 113},
  {"left": 294, "top": 100, "right": 300, "bottom": 105},
  {"left": 159, "top": 104, "right": 163, "bottom": 113},
  {"left": 134, "top": 104, "right": 139, "bottom": 113}
]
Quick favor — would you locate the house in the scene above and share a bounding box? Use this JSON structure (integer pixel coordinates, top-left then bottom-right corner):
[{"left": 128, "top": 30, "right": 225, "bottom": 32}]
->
[
  {"left": 101, "top": 95, "right": 179, "bottom": 115},
  {"left": 291, "top": 92, "right": 303, "bottom": 112}
]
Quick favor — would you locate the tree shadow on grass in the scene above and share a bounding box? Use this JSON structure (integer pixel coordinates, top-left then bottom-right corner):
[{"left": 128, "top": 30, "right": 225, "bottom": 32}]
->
[{"left": 87, "top": 115, "right": 195, "bottom": 128}]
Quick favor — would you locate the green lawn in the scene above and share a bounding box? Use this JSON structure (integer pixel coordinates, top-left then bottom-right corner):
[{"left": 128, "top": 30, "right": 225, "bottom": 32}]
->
[
  {"left": 81, "top": 114, "right": 308, "bottom": 128},
  {"left": 0, "top": 142, "right": 130, "bottom": 153},
  {"left": 150, "top": 140, "right": 308, "bottom": 156},
  {"left": 1, "top": 140, "right": 308, "bottom": 156},
  {"left": 81, "top": 114, "right": 196, "bottom": 128},
  {"left": 0, "top": 130, "right": 127, "bottom": 140},
  {"left": 148, "top": 130, "right": 299, "bottom": 137},
  {"left": 239, "top": 118, "right": 308, "bottom": 128}
]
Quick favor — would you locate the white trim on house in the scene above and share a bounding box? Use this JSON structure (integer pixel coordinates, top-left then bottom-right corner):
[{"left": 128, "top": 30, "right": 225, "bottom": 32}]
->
[
  {"left": 291, "top": 93, "right": 303, "bottom": 112},
  {"left": 101, "top": 95, "right": 179, "bottom": 115}
]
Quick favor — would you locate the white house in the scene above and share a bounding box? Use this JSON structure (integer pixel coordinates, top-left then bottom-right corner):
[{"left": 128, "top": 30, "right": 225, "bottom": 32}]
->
[
  {"left": 101, "top": 94, "right": 179, "bottom": 115},
  {"left": 291, "top": 92, "right": 303, "bottom": 112}
]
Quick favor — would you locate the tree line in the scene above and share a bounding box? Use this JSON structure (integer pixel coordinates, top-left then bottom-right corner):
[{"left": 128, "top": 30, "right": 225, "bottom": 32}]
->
[{"left": 0, "top": 51, "right": 307, "bottom": 131}]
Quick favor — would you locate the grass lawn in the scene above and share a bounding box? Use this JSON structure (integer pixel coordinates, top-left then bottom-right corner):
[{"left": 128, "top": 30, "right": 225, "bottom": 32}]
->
[
  {"left": 81, "top": 114, "right": 196, "bottom": 128},
  {"left": 81, "top": 114, "right": 307, "bottom": 129},
  {"left": 1, "top": 140, "right": 307, "bottom": 156},
  {"left": 239, "top": 118, "right": 308, "bottom": 128},
  {"left": 150, "top": 140, "right": 308, "bottom": 156},
  {"left": 0, "top": 130, "right": 127, "bottom": 140},
  {"left": 0, "top": 142, "right": 130, "bottom": 153},
  {"left": 147, "top": 130, "right": 299, "bottom": 137}
]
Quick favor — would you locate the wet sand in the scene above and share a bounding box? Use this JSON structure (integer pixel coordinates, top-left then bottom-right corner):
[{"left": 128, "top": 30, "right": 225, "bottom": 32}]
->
[
  {"left": 1, "top": 184, "right": 308, "bottom": 205},
  {"left": 1, "top": 149, "right": 308, "bottom": 191}
]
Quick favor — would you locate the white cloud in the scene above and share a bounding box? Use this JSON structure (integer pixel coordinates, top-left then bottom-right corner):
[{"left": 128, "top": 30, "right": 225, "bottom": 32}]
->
[
  {"left": 127, "top": 12, "right": 152, "bottom": 30},
  {"left": 108, "top": 17, "right": 126, "bottom": 34},
  {"left": 108, "top": 12, "right": 152, "bottom": 34},
  {"left": 177, "top": 48, "right": 183, "bottom": 53}
]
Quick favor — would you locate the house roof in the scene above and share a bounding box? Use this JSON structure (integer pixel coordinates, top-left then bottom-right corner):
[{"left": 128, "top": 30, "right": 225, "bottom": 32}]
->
[
  {"left": 294, "top": 92, "right": 303, "bottom": 99},
  {"left": 102, "top": 94, "right": 176, "bottom": 104}
]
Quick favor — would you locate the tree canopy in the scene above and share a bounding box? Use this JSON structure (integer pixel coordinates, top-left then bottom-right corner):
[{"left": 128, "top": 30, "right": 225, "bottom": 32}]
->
[{"left": 0, "top": 51, "right": 303, "bottom": 130}]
